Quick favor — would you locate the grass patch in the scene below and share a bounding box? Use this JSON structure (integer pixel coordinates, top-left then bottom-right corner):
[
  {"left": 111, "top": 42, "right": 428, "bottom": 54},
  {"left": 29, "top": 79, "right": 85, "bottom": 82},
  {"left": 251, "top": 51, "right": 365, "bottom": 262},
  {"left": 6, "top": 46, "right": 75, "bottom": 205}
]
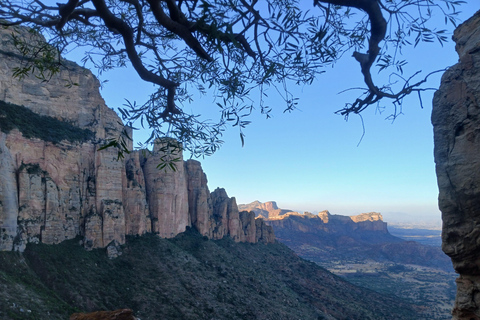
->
[{"left": 0, "top": 100, "right": 94, "bottom": 144}]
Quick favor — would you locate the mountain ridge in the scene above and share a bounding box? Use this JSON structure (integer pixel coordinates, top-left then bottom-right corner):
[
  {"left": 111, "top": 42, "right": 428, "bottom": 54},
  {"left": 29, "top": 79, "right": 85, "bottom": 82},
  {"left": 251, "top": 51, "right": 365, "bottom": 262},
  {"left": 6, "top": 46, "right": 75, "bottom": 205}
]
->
[{"left": 239, "top": 200, "right": 452, "bottom": 271}]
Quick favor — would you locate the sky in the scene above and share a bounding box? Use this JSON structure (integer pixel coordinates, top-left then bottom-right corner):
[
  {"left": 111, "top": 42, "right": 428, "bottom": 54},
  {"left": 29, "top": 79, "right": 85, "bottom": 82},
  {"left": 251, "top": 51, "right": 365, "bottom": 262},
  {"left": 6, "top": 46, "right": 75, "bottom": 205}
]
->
[{"left": 76, "top": 2, "right": 480, "bottom": 225}]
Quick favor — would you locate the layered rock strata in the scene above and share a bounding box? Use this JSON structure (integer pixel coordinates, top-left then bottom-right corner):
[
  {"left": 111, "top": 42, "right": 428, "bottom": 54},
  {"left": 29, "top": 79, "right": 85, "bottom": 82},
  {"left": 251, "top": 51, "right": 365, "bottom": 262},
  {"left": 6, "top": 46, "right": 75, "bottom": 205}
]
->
[
  {"left": 239, "top": 201, "right": 388, "bottom": 234},
  {"left": 432, "top": 10, "right": 480, "bottom": 319},
  {"left": 0, "top": 26, "right": 274, "bottom": 252}
]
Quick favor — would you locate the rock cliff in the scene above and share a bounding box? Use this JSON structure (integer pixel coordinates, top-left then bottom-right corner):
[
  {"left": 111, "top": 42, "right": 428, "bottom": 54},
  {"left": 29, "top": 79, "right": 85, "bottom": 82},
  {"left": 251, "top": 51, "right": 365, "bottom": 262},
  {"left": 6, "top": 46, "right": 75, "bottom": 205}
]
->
[
  {"left": 239, "top": 201, "right": 388, "bottom": 234},
  {"left": 0, "top": 26, "right": 274, "bottom": 252},
  {"left": 433, "top": 10, "right": 480, "bottom": 319},
  {"left": 240, "top": 202, "right": 452, "bottom": 272}
]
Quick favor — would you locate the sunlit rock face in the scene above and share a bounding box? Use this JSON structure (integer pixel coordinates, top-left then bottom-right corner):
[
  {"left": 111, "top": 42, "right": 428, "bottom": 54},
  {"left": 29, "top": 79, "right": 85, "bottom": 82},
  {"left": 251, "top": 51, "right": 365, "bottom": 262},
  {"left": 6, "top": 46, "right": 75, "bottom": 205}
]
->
[
  {"left": 0, "top": 25, "right": 274, "bottom": 251},
  {"left": 432, "top": 10, "right": 480, "bottom": 320},
  {"left": 240, "top": 201, "right": 388, "bottom": 235},
  {"left": 142, "top": 139, "right": 190, "bottom": 238}
]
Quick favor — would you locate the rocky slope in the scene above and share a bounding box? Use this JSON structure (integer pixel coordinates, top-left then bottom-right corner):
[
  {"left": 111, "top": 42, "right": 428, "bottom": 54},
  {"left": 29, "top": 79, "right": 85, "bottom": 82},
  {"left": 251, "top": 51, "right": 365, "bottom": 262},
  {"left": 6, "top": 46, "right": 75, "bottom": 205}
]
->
[
  {"left": 0, "top": 25, "right": 273, "bottom": 253},
  {"left": 0, "top": 230, "right": 419, "bottom": 320},
  {"left": 240, "top": 201, "right": 452, "bottom": 270},
  {"left": 433, "top": 10, "right": 480, "bottom": 319}
]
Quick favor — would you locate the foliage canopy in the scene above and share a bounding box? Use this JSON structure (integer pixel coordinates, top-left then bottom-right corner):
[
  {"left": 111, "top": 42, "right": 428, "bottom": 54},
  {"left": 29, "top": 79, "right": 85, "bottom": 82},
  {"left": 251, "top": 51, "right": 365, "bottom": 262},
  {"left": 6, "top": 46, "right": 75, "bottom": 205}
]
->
[{"left": 0, "top": 0, "right": 465, "bottom": 156}]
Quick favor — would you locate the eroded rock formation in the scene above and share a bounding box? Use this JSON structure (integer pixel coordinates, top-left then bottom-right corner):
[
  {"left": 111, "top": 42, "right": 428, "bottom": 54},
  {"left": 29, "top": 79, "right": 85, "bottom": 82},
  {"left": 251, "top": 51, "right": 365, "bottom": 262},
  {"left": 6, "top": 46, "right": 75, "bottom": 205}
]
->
[
  {"left": 433, "top": 10, "right": 480, "bottom": 319},
  {"left": 240, "top": 201, "right": 388, "bottom": 234},
  {"left": 0, "top": 26, "right": 274, "bottom": 252}
]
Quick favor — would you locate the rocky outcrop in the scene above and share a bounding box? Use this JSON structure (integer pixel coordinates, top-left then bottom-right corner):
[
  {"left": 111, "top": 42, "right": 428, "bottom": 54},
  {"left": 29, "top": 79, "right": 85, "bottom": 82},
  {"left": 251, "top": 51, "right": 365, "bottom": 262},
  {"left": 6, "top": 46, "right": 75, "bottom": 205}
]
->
[
  {"left": 210, "top": 188, "right": 241, "bottom": 241},
  {"left": 123, "top": 152, "right": 151, "bottom": 236},
  {"left": 185, "top": 159, "right": 212, "bottom": 236},
  {"left": 142, "top": 140, "right": 189, "bottom": 238},
  {"left": 432, "top": 10, "right": 480, "bottom": 319},
  {"left": 238, "top": 200, "right": 291, "bottom": 218},
  {"left": 0, "top": 26, "right": 274, "bottom": 252},
  {"left": 240, "top": 201, "right": 388, "bottom": 235},
  {"left": 255, "top": 217, "right": 276, "bottom": 243}
]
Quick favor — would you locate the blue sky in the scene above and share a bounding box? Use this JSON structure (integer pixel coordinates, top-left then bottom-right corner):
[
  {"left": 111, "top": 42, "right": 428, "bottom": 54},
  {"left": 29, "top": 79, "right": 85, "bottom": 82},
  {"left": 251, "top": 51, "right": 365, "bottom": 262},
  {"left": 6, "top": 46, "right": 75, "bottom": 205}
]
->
[{"left": 89, "top": 2, "right": 480, "bottom": 224}]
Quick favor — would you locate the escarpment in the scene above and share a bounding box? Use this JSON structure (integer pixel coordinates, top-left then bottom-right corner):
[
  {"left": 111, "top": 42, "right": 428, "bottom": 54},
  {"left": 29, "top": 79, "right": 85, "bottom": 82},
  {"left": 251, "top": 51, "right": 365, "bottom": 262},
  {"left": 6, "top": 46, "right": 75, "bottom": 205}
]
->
[
  {"left": 0, "top": 26, "right": 273, "bottom": 252},
  {"left": 432, "top": 10, "right": 480, "bottom": 319}
]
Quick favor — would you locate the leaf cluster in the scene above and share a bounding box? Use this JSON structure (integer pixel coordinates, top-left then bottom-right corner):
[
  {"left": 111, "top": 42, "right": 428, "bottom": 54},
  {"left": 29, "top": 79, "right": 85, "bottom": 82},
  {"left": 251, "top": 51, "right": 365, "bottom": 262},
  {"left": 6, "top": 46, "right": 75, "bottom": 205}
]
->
[{"left": 0, "top": 0, "right": 466, "bottom": 154}]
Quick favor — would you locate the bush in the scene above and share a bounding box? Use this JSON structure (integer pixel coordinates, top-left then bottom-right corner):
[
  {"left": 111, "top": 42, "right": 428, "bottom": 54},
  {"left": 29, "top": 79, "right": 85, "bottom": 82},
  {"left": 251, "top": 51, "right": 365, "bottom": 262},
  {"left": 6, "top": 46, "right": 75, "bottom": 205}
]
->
[{"left": 0, "top": 100, "right": 94, "bottom": 144}]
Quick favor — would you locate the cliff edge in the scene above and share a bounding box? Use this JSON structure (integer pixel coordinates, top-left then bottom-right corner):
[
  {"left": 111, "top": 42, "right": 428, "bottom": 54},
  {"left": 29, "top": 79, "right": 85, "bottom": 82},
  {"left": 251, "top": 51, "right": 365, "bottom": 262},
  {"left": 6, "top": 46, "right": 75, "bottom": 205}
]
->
[
  {"left": 0, "top": 26, "right": 274, "bottom": 253},
  {"left": 433, "top": 10, "right": 480, "bottom": 319}
]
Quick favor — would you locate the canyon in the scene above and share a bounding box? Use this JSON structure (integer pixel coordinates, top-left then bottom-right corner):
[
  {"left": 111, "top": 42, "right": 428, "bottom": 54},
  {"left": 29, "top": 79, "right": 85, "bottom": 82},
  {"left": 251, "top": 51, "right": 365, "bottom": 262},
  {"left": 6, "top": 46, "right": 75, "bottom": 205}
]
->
[
  {"left": 239, "top": 201, "right": 452, "bottom": 270},
  {"left": 2, "top": 8, "right": 480, "bottom": 320},
  {"left": 0, "top": 26, "right": 273, "bottom": 255}
]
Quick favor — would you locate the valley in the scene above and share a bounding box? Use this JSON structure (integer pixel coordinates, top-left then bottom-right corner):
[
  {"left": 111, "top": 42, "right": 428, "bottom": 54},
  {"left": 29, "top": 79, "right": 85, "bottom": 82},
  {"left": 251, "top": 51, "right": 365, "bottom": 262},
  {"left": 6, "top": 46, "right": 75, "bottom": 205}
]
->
[
  {"left": 239, "top": 201, "right": 457, "bottom": 319},
  {"left": 0, "top": 229, "right": 419, "bottom": 320}
]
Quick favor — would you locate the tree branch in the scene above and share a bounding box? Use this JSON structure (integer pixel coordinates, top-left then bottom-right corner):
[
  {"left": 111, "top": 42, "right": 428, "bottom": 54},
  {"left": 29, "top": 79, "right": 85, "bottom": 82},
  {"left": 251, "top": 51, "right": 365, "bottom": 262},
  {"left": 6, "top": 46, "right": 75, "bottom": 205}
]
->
[
  {"left": 90, "top": 0, "right": 180, "bottom": 116},
  {"left": 146, "top": 0, "right": 213, "bottom": 62},
  {"left": 56, "top": 0, "right": 79, "bottom": 30}
]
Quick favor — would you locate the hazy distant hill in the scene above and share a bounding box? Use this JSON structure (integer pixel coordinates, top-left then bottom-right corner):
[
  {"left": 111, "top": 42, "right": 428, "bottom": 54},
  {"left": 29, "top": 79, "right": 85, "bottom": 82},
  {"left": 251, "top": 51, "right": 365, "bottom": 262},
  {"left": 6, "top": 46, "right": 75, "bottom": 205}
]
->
[
  {"left": 0, "top": 229, "right": 419, "bottom": 320},
  {"left": 239, "top": 201, "right": 452, "bottom": 271},
  {"left": 389, "top": 226, "right": 442, "bottom": 247},
  {"left": 238, "top": 201, "right": 456, "bottom": 319}
]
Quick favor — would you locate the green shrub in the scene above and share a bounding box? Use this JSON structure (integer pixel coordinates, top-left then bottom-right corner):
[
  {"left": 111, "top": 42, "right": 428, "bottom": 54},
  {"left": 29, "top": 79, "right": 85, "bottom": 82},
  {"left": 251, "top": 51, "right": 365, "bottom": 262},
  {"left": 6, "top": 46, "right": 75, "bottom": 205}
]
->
[{"left": 0, "top": 100, "right": 94, "bottom": 144}]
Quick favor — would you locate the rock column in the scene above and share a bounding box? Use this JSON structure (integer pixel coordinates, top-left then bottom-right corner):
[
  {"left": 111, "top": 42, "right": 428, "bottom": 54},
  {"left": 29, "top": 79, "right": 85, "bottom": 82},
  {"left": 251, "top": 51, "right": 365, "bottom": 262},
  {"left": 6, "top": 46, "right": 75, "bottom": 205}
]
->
[{"left": 433, "top": 10, "right": 480, "bottom": 319}]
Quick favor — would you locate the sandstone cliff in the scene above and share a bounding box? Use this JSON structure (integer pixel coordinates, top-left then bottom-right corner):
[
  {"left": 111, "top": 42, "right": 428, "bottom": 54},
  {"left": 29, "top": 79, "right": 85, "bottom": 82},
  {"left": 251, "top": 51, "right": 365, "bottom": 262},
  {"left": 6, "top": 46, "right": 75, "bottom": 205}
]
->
[
  {"left": 239, "top": 201, "right": 388, "bottom": 234},
  {"left": 0, "top": 26, "right": 274, "bottom": 252},
  {"left": 433, "top": 10, "right": 480, "bottom": 319}
]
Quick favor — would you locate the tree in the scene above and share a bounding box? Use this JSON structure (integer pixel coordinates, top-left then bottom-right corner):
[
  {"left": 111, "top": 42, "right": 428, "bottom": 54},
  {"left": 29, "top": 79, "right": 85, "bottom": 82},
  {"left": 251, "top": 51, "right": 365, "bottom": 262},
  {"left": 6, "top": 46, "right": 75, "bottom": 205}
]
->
[{"left": 0, "top": 0, "right": 464, "bottom": 156}]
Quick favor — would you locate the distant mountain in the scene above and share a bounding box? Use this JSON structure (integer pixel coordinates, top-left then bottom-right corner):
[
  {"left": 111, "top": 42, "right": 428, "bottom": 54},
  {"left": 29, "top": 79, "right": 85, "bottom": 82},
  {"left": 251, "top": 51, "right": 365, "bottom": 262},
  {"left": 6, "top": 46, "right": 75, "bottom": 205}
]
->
[{"left": 239, "top": 201, "right": 452, "bottom": 271}]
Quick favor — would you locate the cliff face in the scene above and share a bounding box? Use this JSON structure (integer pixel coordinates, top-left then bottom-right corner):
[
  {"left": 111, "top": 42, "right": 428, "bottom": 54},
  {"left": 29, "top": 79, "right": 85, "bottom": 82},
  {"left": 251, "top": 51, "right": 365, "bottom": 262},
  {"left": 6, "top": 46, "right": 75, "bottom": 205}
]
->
[
  {"left": 432, "top": 10, "right": 480, "bottom": 319},
  {"left": 239, "top": 201, "right": 388, "bottom": 234},
  {"left": 0, "top": 26, "right": 274, "bottom": 252}
]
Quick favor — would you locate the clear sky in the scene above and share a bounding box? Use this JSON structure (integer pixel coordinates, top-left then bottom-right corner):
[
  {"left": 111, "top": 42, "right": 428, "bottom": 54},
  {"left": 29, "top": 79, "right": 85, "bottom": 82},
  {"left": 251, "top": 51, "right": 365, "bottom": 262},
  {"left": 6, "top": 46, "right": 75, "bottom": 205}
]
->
[{"left": 80, "top": 3, "right": 480, "bottom": 225}]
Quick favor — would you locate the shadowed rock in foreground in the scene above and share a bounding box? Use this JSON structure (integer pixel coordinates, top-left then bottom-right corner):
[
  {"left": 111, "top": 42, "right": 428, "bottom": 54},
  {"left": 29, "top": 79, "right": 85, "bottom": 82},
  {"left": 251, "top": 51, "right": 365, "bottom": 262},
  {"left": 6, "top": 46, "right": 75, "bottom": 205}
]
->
[{"left": 433, "top": 10, "right": 480, "bottom": 320}]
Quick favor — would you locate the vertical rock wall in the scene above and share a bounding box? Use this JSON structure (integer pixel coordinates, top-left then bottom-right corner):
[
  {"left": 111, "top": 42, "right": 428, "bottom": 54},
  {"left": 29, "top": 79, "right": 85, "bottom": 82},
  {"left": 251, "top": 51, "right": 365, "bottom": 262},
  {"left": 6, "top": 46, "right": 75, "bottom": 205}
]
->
[
  {"left": 433, "top": 10, "right": 480, "bottom": 320},
  {"left": 142, "top": 140, "right": 190, "bottom": 238},
  {"left": 185, "top": 159, "right": 213, "bottom": 236},
  {"left": 123, "top": 152, "right": 151, "bottom": 236},
  {"left": 0, "top": 25, "right": 274, "bottom": 251},
  {"left": 0, "top": 133, "right": 18, "bottom": 250}
]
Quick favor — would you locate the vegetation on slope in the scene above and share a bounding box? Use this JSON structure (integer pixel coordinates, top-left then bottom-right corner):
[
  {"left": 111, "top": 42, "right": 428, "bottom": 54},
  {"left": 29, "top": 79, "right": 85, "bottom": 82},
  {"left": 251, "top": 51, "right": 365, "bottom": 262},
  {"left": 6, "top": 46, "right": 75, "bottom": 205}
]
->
[
  {"left": 0, "top": 100, "right": 94, "bottom": 143},
  {"left": 0, "top": 228, "right": 420, "bottom": 320}
]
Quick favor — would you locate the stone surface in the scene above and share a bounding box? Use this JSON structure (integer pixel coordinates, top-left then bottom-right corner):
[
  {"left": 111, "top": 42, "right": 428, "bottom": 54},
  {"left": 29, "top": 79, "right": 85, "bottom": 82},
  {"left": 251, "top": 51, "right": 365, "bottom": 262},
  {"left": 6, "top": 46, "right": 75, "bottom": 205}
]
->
[
  {"left": 123, "top": 152, "right": 151, "bottom": 236},
  {"left": 432, "top": 10, "right": 480, "bottom": 319},
  {"left": 210, "top": 188, "right": 241, "bottom": 241},
  {"left": 255, "top": 218, "right": 275, "bottom": 243},
  {"left": 142, "top": 139, "right": 189, "bottom": 238},
  {"left": 239, "top": 211, "right": 257, "bottom": 243},
  {"left": 0, "top": 132, "right": 18, "bottom": 250},
  {"left": 185, "top": 159, "right": 213, "bottom": 237}
]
